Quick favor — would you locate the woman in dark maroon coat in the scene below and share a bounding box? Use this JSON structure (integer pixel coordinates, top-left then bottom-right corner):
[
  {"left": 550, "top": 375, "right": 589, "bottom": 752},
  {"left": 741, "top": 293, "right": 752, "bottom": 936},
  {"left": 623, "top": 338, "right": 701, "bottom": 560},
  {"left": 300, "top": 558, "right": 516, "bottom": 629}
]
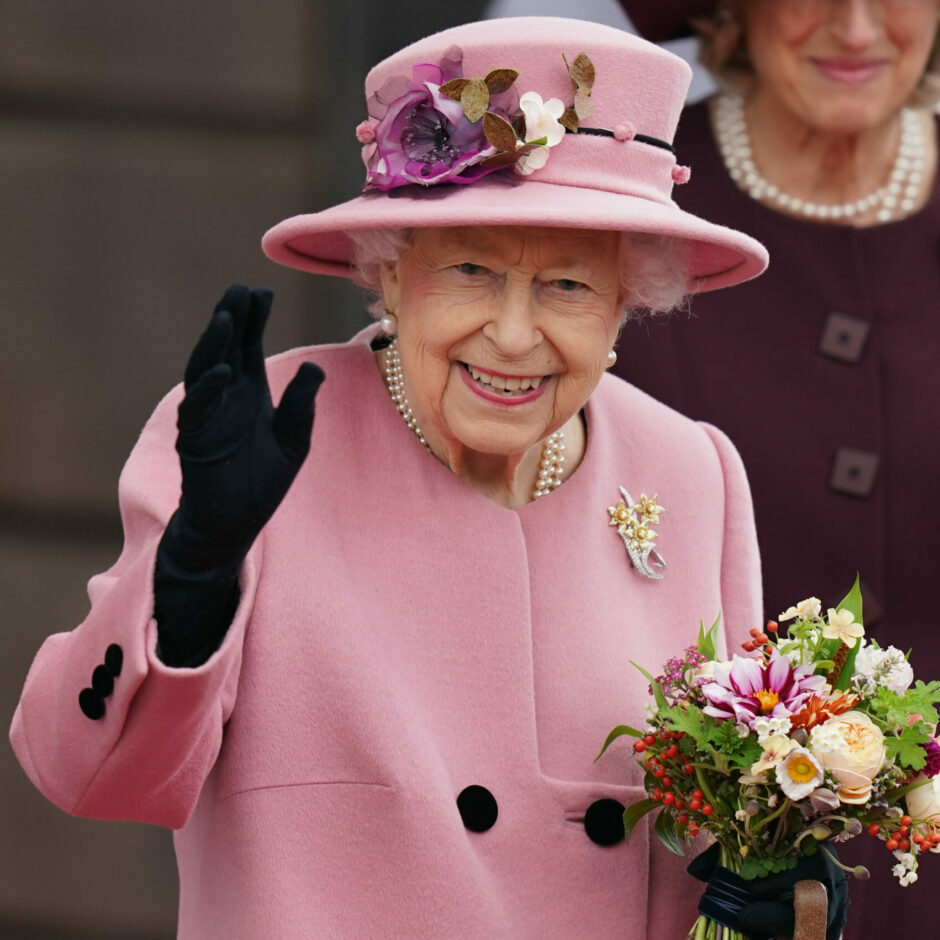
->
[{"left": 615, "top": 2, "right": 940, "bottom": 938}]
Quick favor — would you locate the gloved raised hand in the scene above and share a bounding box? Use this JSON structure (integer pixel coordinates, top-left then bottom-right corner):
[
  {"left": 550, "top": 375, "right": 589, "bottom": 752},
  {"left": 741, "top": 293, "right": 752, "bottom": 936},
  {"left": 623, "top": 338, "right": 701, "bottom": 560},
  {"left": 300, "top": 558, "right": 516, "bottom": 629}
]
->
[
  {"left": 154, "top": 285, "right": 325, "bottom": 666},
  {"left": 689, "top": 842, "right": 850, "bottom": 940}
]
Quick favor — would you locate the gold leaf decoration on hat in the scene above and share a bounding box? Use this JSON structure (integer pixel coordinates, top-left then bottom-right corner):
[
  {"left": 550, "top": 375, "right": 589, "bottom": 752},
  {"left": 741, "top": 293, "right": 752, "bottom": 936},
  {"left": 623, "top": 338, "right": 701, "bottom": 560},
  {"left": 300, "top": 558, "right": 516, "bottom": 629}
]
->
[
  {"left": 460, "top": 77, "right": 490, "bottom": 123},
  {"left": 559, "top": 107, "right": 579, "bottom": 133},
  {"left": 484, "top": 68, "right": 519, "bottom": 94},
  {"left": 564, "top": 51, "right": 595, "bottom": 121},
  {"left": 439, "top": 77, "right": 469, "bottom": 101}
]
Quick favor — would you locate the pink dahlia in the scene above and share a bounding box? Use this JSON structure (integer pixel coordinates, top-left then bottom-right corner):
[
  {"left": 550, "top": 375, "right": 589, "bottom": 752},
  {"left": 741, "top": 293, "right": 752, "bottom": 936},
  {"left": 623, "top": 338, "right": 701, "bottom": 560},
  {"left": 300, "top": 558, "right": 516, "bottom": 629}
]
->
[{"left": 701, "top": 650, "right": 828, "bottom": 729}]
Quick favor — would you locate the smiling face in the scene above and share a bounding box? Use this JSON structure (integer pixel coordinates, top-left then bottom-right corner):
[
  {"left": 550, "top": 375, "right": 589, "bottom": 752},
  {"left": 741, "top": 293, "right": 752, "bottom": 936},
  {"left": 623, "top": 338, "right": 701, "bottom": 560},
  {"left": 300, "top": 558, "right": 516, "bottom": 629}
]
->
[
  {"left": 379, "top": 225, "right": 623, "bottom": 464},
  {"left": 742, "top": 0, "right": 940, "bottom": 133}
]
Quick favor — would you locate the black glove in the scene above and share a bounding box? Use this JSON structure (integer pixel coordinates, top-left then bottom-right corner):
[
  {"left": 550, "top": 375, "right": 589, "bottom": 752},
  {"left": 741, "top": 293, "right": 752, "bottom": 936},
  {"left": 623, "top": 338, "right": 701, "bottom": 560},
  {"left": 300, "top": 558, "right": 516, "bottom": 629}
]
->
[
  {"left": 154, "top": 285, "right": 325, "bottom": 667},
  {"left": 689, "top": 842, "right": 849, "bottom": 940}
]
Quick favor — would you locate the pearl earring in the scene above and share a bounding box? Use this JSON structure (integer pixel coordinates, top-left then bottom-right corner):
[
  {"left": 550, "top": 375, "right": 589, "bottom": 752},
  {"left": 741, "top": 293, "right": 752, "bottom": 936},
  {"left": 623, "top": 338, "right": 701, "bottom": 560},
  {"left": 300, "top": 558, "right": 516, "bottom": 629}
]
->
[
  {"left": 607, "top": 349, "right": 618, "bottom": 368},
  {"left": 380, "top": 311, "right": 398, "bottom": 336}
]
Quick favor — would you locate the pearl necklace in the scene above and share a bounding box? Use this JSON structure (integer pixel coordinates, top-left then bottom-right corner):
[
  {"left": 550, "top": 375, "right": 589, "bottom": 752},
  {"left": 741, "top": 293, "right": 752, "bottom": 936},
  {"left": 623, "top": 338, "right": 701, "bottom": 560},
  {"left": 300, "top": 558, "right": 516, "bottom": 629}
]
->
[
  {"left": 714, "top": 92, "right": 925, "bottom": 223},
  {"left": 381, "top": 338, "right": 566, "bottom": 501}
]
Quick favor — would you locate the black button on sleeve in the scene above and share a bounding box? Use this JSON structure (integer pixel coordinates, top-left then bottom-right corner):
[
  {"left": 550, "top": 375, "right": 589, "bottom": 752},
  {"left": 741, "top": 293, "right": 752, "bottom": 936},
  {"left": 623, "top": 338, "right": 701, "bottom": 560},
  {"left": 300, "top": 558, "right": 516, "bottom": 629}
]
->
[
  {"left": 584, "top": 798, "right": 626, "bottom": 846},
  {"left": 104, "top": 644, "right": 123, "bottom": 677},
  {"left": 78, "top": 688, "right": 106, "bottom": 721},
  {"left": 456, "top": 785, "right": 498, "bottom": 833},
  {"left": 91, "top": 664, "right": 114, "bottom": 698}
]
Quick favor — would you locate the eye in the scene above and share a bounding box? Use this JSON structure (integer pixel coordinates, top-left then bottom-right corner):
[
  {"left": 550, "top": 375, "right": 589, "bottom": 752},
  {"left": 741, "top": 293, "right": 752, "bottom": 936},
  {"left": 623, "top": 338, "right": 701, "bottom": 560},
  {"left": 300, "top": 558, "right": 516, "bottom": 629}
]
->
[
  {"left": 455, "top": 262, "right": 489, "bottom": 276},
  {"left": 551, "top": 278, "right": 587, "bottom": 293}
]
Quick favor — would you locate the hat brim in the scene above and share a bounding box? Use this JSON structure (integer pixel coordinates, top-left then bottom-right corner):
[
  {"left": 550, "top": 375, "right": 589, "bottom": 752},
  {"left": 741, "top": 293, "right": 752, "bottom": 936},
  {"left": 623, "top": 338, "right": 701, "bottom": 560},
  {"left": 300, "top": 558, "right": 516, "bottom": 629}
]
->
[{"left": 262, "top": 175, "right": 767, "bottom": 294}]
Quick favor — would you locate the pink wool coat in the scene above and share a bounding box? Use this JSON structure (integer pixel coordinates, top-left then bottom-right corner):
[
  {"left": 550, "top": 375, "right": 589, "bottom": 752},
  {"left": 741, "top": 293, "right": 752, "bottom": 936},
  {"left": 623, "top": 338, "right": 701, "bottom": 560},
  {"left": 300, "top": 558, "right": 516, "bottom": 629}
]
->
[{"left": 11, "top": 327, "right": 761, "bottom": 937}]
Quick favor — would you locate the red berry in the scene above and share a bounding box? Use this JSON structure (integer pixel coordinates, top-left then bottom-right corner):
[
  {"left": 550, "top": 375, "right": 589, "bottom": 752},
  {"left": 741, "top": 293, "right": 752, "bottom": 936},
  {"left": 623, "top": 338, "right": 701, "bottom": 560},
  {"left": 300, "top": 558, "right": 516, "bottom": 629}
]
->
[
  {"left": 688, "top": 823, "right": 699, "bottom": 836},
  {"left": 661, "top": 777, "right": 673, "bottom": 789},
  {"left": 675, "top": 799, "right": 685, "bottom": 810},
  {"left": 886, "top": 839, "right": 899, "bottom": 851},
  {"left": 749, "top": 628, "right": 761, "bottom": 637},
  {"left": 902, "top": 815, "right": 913, "bottom": 826},
  {"left": 659, "top": 730, "right": 670, "bottom": 741},
  {"left": 664, "top": 744, "right": 679, "bottom": 759},
  {"left": 867, "top": 824, "right": 881, "bottom": 836},
  {"left": 766, "top": 621, "right": 778, "bottom": 633},
  {"left": 674, "top": 731, "right": 685, "bottom": 740},
  {"left": 663, "top": 792, "right": 676, "bottom": 806},
  {"left": 914, "top": 833, "right": 924, "bottom": 845},
  {"left": 652, "top": 766, "right": 665, "bottom": 778},
  {"left": 678, "top": 813, "right": 689, "bottom": 826},
  {"left": 650, "top": 787, "right": 663, "bottom": 802},
  {"left": 634, "top": 740, "right": 647, "bottom": 753},
  {"left": 644, "top": 734, "right": 656, "bottom": 746},
  {"left": 742, "top": 641, "right": 756, "bottom": 652},
  {"left": 692, "top": 789, "right": 704, "bottom": 801},
  {"left": 756, "top": 633, "right": 768, "bottom": 644},
  {"left": 689, "top": 799, "right": 702, "bottom": 811},
  {"left": 702, "top": 803, "right": 714, "bottom": 816},
  {"left": 682, "top": 763, "right": 695, "bottom": 775},
  {"left": 899, "top": 838, "right": 911, "bottom": 851},
  {"left": 899, "top": 825, "right": 910, "bottom": 837}
]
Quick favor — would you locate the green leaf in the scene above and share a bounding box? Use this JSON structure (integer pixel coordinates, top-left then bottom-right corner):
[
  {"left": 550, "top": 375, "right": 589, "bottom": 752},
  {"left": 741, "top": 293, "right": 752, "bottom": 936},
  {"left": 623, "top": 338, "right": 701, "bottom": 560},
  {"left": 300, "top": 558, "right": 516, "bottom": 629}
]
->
[
  {"left": 885, "top": 723, "right": 929, "bottom": 770},
  {"left": 833, "top": 575, "right": 864, "bottom": 690},
  {"left": 595, "top": 724, "right": 644, "bottom": 762},
  {"left": 622, "top": 799, "right": 659, "bottom": 843},
  {"left": 631, "top": 661, "right": 669, "bottom": 712},
  {"left": 697, "top": 614, "right": 721, "bottom": 662},
  {"left": 654, "top": 808, "right": 685, "bottom": 856}
]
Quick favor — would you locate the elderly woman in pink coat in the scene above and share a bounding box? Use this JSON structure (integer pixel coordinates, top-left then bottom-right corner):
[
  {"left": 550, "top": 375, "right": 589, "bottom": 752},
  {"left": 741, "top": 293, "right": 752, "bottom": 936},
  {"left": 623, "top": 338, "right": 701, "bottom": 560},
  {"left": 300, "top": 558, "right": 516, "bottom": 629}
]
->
[{"left": 11, "top": 17, "right": 784, "bottom": 938}]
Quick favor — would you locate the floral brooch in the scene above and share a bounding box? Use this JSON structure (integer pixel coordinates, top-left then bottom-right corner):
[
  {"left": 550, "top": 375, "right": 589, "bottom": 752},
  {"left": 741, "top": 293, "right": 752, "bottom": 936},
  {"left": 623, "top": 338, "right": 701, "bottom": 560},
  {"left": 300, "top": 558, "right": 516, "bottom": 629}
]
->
[
  {"left": 607, "top": 487, "right": 666, "bottom": 580},
  {"left": 357, "top": 46, "right": 596, "bottom": 191}
]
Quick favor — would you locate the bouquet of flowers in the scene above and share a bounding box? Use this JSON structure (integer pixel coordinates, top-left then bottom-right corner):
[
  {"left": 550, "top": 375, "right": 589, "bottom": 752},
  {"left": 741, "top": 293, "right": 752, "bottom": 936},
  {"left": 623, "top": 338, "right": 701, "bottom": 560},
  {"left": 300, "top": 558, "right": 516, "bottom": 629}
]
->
[{"left": 600, "top": 578, "right": 940, "bottom": 940}]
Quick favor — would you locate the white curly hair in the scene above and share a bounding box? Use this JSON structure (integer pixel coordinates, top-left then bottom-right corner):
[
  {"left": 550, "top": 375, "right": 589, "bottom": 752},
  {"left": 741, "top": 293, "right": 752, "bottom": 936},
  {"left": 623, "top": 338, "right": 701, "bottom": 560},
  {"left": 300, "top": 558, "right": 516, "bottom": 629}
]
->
[{"left": 348, "top": 227, "right": 691, "bottom": 322}]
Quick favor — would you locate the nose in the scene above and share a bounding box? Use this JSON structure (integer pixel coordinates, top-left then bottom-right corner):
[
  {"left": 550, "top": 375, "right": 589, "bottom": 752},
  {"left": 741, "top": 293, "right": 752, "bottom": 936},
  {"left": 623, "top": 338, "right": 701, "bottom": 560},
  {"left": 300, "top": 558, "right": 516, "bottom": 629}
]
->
[
  {"left": 481, "top": 283, "right": 542, "bottom": 359},
  {"left": 830, "top": 0, "right": 881, "bottom": 50}
]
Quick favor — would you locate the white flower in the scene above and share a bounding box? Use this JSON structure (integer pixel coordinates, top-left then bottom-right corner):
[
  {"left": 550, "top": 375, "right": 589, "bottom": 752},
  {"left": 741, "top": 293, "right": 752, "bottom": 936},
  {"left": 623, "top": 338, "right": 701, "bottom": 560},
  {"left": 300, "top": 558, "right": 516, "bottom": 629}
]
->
[
  {"left": 644, "top": 701, "right": 658, "bottom": 722},
  {"left": 514, "top": 92, "right": 565, "bottom": 175},
  {"left": 735, "top": 721, "right": 751, "bottom": 739},
  {"left": 767, "top": 792, "right": 779, "bottom": 809},
  {"left": 779, "top": 597, "right": 822, "bottom": 622},
  {"left": 753, "top": 716, "right": 792, "bottom": 744},
  {"left": 809, "top": 724, "right": 847, "bottom": 755},
  {"left": 751, "top": 735, "right": 799, "bottom": 776},
  {"left": 854, "top": 644, "right": 913, "bottom": 693},
  {"left": 823, "top": 608, "right": 865, "bottom": 648},
  {"left": 892, "top": 856, "right": 918, "bottom": 886},
  {"left": 776, "top": 747, "right": 825, "bottom": 801},
  {"left": 735, "top": 809, "right": 749, "bottom": 822}
]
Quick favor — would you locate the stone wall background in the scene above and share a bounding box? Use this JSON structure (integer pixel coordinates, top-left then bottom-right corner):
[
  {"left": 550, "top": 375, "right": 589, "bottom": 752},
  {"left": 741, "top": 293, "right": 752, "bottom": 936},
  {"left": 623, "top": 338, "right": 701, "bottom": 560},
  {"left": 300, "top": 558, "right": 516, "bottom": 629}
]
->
[{"left": 0, "top": 2, "right": 484, "bottom": 935}]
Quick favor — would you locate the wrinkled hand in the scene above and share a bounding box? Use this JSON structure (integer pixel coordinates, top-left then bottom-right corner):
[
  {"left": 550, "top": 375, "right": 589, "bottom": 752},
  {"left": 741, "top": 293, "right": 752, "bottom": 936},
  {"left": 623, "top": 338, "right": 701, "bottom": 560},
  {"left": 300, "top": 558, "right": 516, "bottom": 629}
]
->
[
  {"left": 168, "top": 284, "right": 325, "bottom": 572},
  {"left": 154, "top": 285, "right": 324, "bottom": 666},
  {"left": 689, "top": 842, "right": 850, "bottom": 940}
]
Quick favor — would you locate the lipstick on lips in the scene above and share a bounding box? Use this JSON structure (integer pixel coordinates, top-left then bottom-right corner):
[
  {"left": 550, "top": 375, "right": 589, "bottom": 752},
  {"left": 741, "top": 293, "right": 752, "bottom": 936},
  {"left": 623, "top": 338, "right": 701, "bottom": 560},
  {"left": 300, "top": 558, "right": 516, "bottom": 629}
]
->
[
  {"left": 459, "top": 361, "right": 550, "bottom": 406},
  {"left": 811, "top": 58, "right": 887, "bottom": 86}
]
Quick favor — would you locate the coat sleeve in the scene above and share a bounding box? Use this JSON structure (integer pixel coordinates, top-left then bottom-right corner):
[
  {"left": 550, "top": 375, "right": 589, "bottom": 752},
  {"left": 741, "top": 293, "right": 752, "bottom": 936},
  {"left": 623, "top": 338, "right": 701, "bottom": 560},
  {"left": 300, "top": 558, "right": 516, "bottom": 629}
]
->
[
  {"left": 9, "top": 386, "right": 261, "bottom": 830},
  {"left": 700, "top": 421, "right": 763, "bottom": 660}
]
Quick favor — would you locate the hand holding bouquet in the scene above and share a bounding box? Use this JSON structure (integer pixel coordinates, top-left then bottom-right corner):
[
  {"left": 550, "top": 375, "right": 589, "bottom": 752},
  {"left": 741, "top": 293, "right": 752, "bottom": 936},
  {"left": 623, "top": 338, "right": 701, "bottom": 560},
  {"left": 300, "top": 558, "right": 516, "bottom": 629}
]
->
[{"left": 600, "top": 578, "right": 940, "bottom": 939}]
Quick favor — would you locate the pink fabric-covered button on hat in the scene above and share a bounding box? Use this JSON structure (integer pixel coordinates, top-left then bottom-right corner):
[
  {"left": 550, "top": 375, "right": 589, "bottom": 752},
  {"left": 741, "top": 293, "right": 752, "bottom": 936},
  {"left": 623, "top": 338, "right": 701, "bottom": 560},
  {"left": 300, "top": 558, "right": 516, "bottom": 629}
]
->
[{"left": 263, "top": 17, "right": 767, "bottom": 292}]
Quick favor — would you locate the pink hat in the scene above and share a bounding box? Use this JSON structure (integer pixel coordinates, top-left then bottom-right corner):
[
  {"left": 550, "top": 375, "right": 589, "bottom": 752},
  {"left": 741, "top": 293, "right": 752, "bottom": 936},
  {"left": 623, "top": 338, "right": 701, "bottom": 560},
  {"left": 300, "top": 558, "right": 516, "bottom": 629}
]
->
[{"left": 263, "top": 17, "right": 767, "bottom": 292}]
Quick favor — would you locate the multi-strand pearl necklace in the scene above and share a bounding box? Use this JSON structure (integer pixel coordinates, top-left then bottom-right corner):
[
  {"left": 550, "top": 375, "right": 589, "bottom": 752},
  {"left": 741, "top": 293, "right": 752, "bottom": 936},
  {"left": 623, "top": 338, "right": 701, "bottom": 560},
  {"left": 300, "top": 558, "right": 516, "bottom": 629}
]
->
[
  {"left": 714, "top": 92, "right": 925, "bottom": 223},
  {"left": 381, "top": 338, "right": 566, "bottom": 501}
]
